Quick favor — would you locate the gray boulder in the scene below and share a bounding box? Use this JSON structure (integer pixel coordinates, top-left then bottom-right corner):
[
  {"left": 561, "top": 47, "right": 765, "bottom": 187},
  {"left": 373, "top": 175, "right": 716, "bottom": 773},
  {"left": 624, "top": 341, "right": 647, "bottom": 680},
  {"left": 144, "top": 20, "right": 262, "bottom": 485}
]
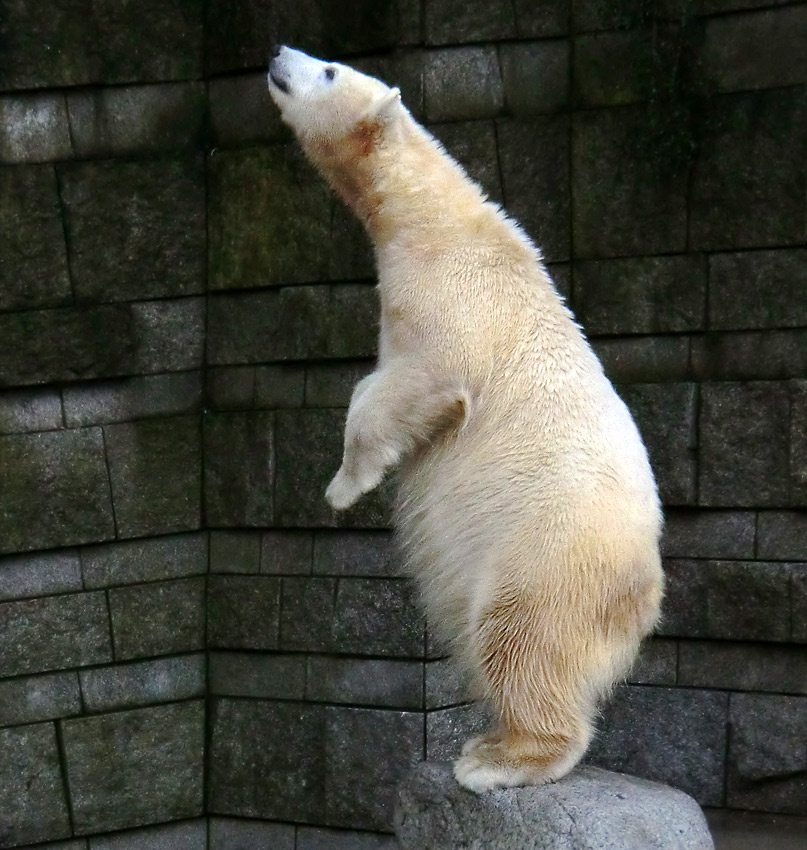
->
[{"left": 395, "top": 762, "right": 714, "bottom": 850}]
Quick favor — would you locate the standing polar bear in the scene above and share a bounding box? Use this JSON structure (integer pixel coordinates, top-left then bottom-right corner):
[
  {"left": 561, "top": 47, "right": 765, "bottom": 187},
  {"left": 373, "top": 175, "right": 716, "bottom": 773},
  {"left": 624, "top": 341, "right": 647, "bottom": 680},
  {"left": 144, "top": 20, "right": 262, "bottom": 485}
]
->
[{"left": 268, "top": 46, "right": 663, "bottom": 793}]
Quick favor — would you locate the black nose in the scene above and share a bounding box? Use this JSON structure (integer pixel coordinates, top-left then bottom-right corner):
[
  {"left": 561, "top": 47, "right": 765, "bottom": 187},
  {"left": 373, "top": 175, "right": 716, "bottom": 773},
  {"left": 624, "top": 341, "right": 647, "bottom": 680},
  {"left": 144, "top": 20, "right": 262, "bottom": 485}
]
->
[{"left": 271, "top": 43, "right": 283, "bottom": 58}]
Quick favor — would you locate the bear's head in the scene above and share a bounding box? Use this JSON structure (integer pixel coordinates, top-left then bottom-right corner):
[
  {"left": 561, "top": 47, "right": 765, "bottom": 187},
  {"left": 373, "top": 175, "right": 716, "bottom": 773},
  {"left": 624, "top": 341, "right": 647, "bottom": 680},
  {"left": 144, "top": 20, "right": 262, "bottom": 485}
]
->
[{"left": 267, "top": 46, "right": 401, "bottom": 143}]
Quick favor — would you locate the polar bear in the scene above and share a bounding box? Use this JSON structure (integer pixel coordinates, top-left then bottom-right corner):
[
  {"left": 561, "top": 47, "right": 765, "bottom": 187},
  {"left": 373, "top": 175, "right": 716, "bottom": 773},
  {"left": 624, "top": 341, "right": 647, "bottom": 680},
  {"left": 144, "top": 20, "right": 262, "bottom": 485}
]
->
[{"left": 268, "top": 46, "right": 663, "bottom": 793}]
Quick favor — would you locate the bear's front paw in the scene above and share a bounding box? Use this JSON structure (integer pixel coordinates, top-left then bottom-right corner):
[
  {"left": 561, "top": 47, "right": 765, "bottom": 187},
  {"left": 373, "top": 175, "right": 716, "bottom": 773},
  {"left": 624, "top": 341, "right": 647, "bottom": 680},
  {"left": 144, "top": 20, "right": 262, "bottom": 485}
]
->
[{"left": 325, "top": 470, "right": 361, "bottom": 511}]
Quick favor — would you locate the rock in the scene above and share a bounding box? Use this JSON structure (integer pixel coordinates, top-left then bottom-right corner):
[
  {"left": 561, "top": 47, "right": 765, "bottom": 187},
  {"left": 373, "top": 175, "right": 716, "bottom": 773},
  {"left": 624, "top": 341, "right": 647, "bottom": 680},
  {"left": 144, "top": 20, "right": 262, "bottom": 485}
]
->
[{"left": 396, "top": 761, "right": 714, "bottom": 850}]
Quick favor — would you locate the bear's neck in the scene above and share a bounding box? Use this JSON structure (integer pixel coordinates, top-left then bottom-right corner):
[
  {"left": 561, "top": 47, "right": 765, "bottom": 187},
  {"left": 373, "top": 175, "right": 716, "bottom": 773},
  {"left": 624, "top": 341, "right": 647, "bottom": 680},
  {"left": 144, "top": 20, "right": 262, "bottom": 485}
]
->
[{"left": 304, "top": 115, "right": 491, "bottom": 247}]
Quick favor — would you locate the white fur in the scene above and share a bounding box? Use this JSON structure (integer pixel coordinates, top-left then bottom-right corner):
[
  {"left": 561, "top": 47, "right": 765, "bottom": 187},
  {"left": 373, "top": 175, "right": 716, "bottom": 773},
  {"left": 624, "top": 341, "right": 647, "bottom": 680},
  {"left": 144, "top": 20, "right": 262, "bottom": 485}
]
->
[{"left": 269, "top": 47, "right": 664, "bottom": 793}]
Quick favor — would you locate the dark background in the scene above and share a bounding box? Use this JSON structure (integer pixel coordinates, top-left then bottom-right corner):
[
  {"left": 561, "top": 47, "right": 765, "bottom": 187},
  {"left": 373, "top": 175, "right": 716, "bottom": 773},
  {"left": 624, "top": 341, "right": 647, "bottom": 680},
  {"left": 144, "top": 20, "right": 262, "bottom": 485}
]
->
[{"left": 0, "top": 0, "right": 806, "bottom": 847}]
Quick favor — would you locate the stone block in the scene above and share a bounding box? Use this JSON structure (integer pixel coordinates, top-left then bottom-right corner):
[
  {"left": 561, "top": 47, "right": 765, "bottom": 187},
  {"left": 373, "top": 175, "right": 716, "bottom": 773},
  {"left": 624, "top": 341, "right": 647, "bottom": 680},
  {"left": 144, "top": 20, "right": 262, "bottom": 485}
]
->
[
  {"left": 426, "top": 703, "right": 492, "bottom": 760},
  {"left": 274, "top": 409, "right": 391, "bottom": 528},
  {"left": 327, "top": 200, "right": 376, "bottom": 282},
  {"left": 699, "top": 382, "right": 789, "bottom": 507},
  {"left": 313, "top": 531, "right": 400, "bottom": 577},
  {"left": 208, "top": 146, "right": 331, "bottom": 290},
  {"left": 709, "top": 249, "right": 807, "bottom": 331},
  {"left": 206, "top": 367, "right": 255, "bottom": 410},
  {"left": 690, "top": 89, "right": 806, "bottom": 250},
  {"left": 0, "top": 165, "right": 71, "bottom": 312},
  {"left": 794, "top": 565, "right": 807, "bottom": 644},
  {"left": 89, "top": 820, "right": 207, "bottom": 850},
  {"left": 297, "top": 828, "right": 396, "bottom": 850},
  {"left": 758, "top": 511, "right": 807, "bottom": 560},
  {"left": 679, "top": 642, "right": 807, "bottom": 695},
  {"left": 207, "top": 285, "right": 378, "bottom": 365},
  {"left": 210, "top": 73, "right": 288, "bottom": 148},
  {"left": 700, "top": 7, "right": 807, "bottom": 93},
  {"left": 324, "top": 707, "right": 423, "bottom": 830},
  {"left": 429, "top": 120, "right": 502, "bottom": 202},
  {"left": 64, "top": 372, "right": 202, "bottom": 428},
  {"left": 207, "top": 575, "right": 280, "bottom": 650},
  {"left": 0, "top": 723, "right": 70, "bottom": 847},
  {"left": 661, "top": 510, "right": 755, "bottom": 559},
  {"left": 690, "top": 330, "right": 807, "bottom": 382},
  {"left": 208, "top": 698, "right": 327, "bottom": 821},
  {"left": 572, "top": 106, "right": 688, "bottom": 259},
  {"left": 618, "top": 383, "right": 697, "bottom": 505},
  {"left": 792, "top": 381, "right": 807, "bottom": 506},
  {"left": 591, "top": 336, "right": 690, "bottom": 384},
  {"left": 206, "top": 0, "right": 399, "bottom": 75},
  {"left": 305, "top": 362, "right": 374, "bottom": 408},
  {"left": 628, "top": 638, "right": 678, "bottom": 686},
  {"left": 515, "top": 0, "right": 569, "bottom": 36},
  {"left": 280, "top": 577, "right": 424, "bottom": 656},
  {"left": 500, "top": 41, "right": 569, "bottom": 116},
  {"left": 63, "top": 701, "right": 204, "bottom": 834},
  {"left": 576, "top": 256, "right": 706, "bottom": 336},
  {"left": 397, "top": 761, "right": 714, "bottom": 850},
  {"left": 105, "top": 416, "right": 201, "bottom": 538},
  {"left": 60, "top": 158, "right": 205, "bottom": 303},
  {"left": 659, "top": 559, "right": 791, "bottom": 641},
  {"left": 261, "top": 531, "right": 313, "bottom": 575},
  {"left": 728, "top": 693, "right": 807, "bottom": 813},
  {"left": 306, "top": 657, "right": 423, "bottom": 709},
  {"left": 0, "top": 299, "right": 205, "bottom": 388},
  {"left": 67, "top": 83, "right": 205, "bottom": 158},
  {"left": 108, "top": 577, "right": 205, "bottom": 660},
  {"left": 697, "top": 0, "right": 793, "bottom": 11},
  {"left": 496, "top": 115, "right": 569, "bottom": 261},
  {"left": 0, "top": 428, "right": 115, "bottom": 554},
  {"left": 425, "top": 658, "right": 473, "bottom": 709},
  {"left": 209, "top": 819, "right": 294, "bottom": 850},
  {"left": 425, "top": 0, "right": 515, "bottom": 44},
  {"left": 424, "top": 47, "right": 504, "bottom": 122},
  {"left": 0, "top": 388, "right": 62, "bottom": 435},
  {"left": 547, "top": 263, "right": 571, "bottom": 302},
  {"left": 203, "top": 412, "right": 274, "bottom": 527},
  {"left": 350, "top": 51, "right": 426, "bottom": 123},
  {"left": 209, "top": 531, "right": 261, "bottom": 574},
  {"left": 209, "top": 652, "right": 306, "bottom": 700},
  {"left": 81, "top": 533, "right": 207, "bottom": 589},
  {"left": 0, "top": 549, "right": 82, "bottom": 601},
  {"left": 572, "top": 0, "right": 688, "bottom": 31},
  {"left": 0, "top": 591, "right": 111, "bottom": 677},
  {"left": 0, "top": 0, "right": 203, "bottom": 89},
  {"left": 590, "top": 685, "right": 728, "bottom": 806},
  {"left": 254, "top": 364, "right": 307, "bottom": 408},
  {"left": 0, "top": 92, "right": 72, "bottom": 163},
  {"left": 79, "top": 654, "right": 205, "bottom": 712},
  {"left": 0, "top": 671, "right": 81, "bottom": 727}
]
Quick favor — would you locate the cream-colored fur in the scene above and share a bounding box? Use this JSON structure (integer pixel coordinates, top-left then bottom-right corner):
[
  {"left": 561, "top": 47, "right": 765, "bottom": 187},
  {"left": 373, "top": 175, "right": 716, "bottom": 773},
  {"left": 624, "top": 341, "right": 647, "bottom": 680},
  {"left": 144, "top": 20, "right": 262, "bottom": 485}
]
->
[{"left": 269, "top": 47, "right": 664, "bottom": 793}]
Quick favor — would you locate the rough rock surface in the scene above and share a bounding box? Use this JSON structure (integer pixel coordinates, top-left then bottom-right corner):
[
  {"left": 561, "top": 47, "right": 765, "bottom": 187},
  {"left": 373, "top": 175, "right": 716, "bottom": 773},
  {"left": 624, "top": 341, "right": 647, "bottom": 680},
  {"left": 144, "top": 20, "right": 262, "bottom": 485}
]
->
[{"left": 395, "top": 762, "right": 714, "bottom": 850}]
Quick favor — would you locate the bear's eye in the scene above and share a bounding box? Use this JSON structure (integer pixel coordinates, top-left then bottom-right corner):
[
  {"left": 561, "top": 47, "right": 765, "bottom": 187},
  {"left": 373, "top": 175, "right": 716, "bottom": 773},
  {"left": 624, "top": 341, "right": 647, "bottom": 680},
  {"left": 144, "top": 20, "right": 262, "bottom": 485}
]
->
[{"left": 324, "top": 66, "right": 336, "bottom": 81}]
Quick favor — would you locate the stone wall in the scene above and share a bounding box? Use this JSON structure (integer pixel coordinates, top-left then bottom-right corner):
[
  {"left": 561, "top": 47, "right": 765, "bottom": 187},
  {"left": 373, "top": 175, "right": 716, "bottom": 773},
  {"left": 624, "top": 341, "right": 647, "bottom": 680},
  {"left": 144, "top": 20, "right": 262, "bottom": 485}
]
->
[{"left": 0, "top": 0, "right": 806, "bottom": 846}]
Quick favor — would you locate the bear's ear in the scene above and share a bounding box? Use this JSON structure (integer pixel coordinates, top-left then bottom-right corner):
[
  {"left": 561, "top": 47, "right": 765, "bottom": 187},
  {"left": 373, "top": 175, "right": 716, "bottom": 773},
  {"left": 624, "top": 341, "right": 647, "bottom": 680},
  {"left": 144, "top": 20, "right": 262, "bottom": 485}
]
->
[{"left": 367, "top": 87, "right": 402, "bottom": 122}]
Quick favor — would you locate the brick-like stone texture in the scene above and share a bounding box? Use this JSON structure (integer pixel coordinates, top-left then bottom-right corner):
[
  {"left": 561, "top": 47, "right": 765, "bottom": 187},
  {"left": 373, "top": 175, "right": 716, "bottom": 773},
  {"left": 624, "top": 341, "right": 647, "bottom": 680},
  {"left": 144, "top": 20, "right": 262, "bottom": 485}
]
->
[
  {"left": 108, "top": 577, "right": 205, "bottom": 661},
  {"left": 576, "top": 256, "right": 706, "bottom": 336},
  {"left": 728, "top": 693, "right": 807, "bottom": 813},
  {"left": 105, "top": 417, "right": 202, "bottom": 538},
  {"left": 572, "top": 106, "right": 688, "bottom": 259},
  {"left": 0, "top": 723, "right": 71, "bottom": 846},
  {"left": 63, "top": 701, "right": 204, "bottom": 834},
  {"left": 0, "top": 0, "right": 204, "bottom": 90},
  {"left": 0, "top": 671, "right": 81, "bottom": 727},
  {"left": 0, "top": 388, "right": 62, "bottom": 435},
  {"left": 0, "top": 165, "right": 71, "bottom": 312},
  {"left": 0, "top": 92, "right": 72, "bottom": 164},
  {"left": 699, "top": 382, "right": 790, "bottom": 507},
  {"left": 81, "top": 533, "right": 207, "bottom": 589},
  {"left": 203, "top": 412, "right": 274, "bottom": 526},
  {"left": 757, "top": 511, "right": 807, "bottom": 560},
  {"left": 207, "top": 576, "right": 280, "bottom": 650},
  {"left": 500, "top": 41, "right": 569, "bottom": 115},
  {"left": 280, "top": 577, "right": 424, "bottom": 656},
  {"left": 0, "top": 549, "right": 82, "bottom": 602},
  {"left": 209, "top": 819, "right": 294, "bottom": 850},
  {"left": 794, "top": 567, "right": 807, "bottom": 644},
  {"left": 209, "top": 652, "right": 306, "bottom": 700},
  {"left": 425, "top": 0, "right": 516, "bottom": 44},
  {"left": 589, "top": 685, "right": 728, "bottom": 806},
  {"left": 296, "top": 827, "right": 397, "bottom": 850},
  {"left": 0, "top": 429, "right": 115, "bottom": 554},
  {"left": 425, "top": 658, "right": 474, "bottom": 709},
  {"left": 592, "top": 336, "right": 690, "bottom": 384},
  {"left": 255, "top": 365, "right": 307, "bottom": 408},
  {"left": 618, "top": 383, "right": 697, "bottom": 505},
  {"left": 426, "top": 702, "right": 492, "bottom": 759},
  {"left": 305, "top": 362, "right": 373, "bottom": 408},
  {"left": 424, "top": 47, "right": 504, "bottom": 122},
  {"left": 306, "top": 656, "right": 423, "bottom": 709},
  {"left": 261, "top": 531, "right": 314, "bottom": 575},
  {"left": 792, "top": 381, "right": 807, "bottom": 506},
  {"left": 661, "top": 510, "right": 755, "bottom": 559},
  {"left": 429, "top": 121, "right": 502, "bottom": 203},
  {"left": 628, "top": 638, "right": 678, "bottom": 686},
  {"left": 209, "top": 74, "right": 288, "bottom": 148},
  {"left": 313, "top": 532, "right": 399, "bottom": 577},
  {"left": 79, "top": 655, "right": 206, "bottom": 712},
  {"left": 209, "top": 531, "right": 261, "bottom": 574},
  {"left": 60, "top": 158, "right": 205, "bottom": 303},
  {"left": 690, "top": 89, "right": 807, "bottom": 251},
  {"left": 497, "top": 115, "right": 569, "bottom": 261},
  {"left": 690, "top": 330, "right": 807, "bottom": 382},
  {"left": 90, "top": 819, "right": 207, "bottom": 850},
  {"left": 660, "top": 560, "right": 791, "bottom": 641}
]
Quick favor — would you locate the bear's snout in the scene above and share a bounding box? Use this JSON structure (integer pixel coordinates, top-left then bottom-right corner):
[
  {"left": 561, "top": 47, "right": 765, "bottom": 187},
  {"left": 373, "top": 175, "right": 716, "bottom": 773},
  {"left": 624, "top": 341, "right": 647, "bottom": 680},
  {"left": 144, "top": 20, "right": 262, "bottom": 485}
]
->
[{"left": 268, "top": 51, "right": 290, "bottom": 95}]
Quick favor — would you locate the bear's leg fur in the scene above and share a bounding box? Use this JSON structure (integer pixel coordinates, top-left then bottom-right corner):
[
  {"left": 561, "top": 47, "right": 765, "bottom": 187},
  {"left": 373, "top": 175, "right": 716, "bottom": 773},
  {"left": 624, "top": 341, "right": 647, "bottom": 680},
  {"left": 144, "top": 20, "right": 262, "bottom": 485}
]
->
[
  {"left": 453, "top": 589, "right": 595, "bottom": 793},
  {"left": 325, "top": 360, "right": 468, "bottom": 510}
]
